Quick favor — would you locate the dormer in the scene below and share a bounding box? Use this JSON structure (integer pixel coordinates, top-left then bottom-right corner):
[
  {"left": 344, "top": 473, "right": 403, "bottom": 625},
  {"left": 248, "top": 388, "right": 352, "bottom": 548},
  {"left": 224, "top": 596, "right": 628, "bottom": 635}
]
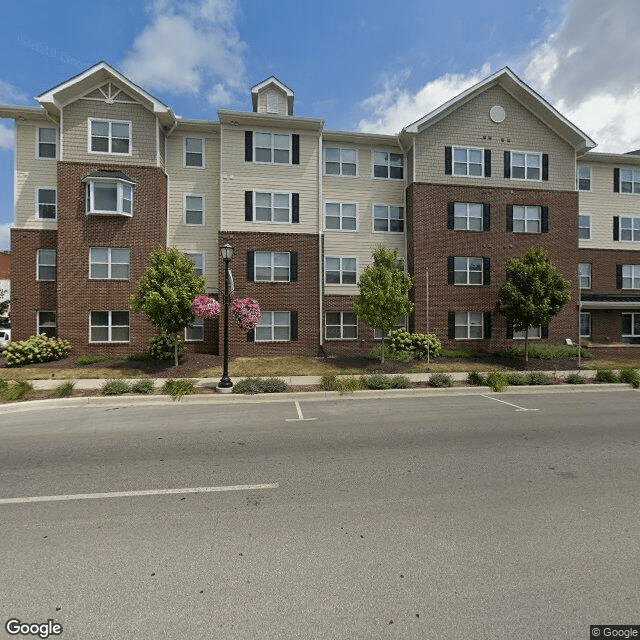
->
[{"left": 251, "top": 77, "right": 294, "bottom": 116}]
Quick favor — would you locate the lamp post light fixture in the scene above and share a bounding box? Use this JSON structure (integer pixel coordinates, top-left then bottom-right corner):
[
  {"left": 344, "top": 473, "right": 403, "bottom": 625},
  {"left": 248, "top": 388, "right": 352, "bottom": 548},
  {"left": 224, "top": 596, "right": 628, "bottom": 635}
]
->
[{"left": 218, "top": 243, "right": 235, "bottom": 392}]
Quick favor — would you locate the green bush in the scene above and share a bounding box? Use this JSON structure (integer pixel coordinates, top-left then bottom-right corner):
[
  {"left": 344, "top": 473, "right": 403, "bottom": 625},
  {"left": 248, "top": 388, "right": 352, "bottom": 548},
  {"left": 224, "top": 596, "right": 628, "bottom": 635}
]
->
[
  {"left": 320, "top": 374, "right": 337, "bottom": 391},
  {"left": 368, "top": 345, "right": 413, "bottom": 363},
  {"left": 467, "top": 371, "right": 488, "bottom": 386},
  {"left": 429, "top": 373, "right": 453, "bottom": 388},
  {"left": 565, "top": 373, "right": 586, "bottom": 384},
  {"left": 5, "top": 334, "right": 71, "bottom": 367},
  {"left": 439, "top": 348, "right": 473, "bottom": 359},
  {"left": 508, "top": 343, "right": 591, "bottom": 359},
  {"left": 387, "top": 375, "right": 411, "bottom": 389},
  {"left": 130, "top": 379, "right": 155, "bottom": 394},
  {"left": 76, "top": 355, "right": 108, "bottom": 366},
  {"left": 361, "top": 374, "right": 411, "bottom": 390},
  {"left": 162, "top": 379, "right": 196, "bottom": 398},
  {"left": 594, "top": 369, "right": 618, "bottom": 384},
  {"left": 619, "top": 368, "right": 640, "bottom": 388},
  {"left": 389, "top": 329, "right": 441, "bottom": 359},
  {"left": 0, "top": 380, "right": 34, "bottom": 402},
  {"left": 320, "top": 375, "right": 362, "bottom": 394},
  {"left": 233, "top": 377, "right": 288, "bottom": 394},
  {"left": 506, "top": 372, "right": 527, "bottom": 386},
  {"left": 487, "top": 371, "right": 508, "bottom": 392},
  {"left": 51, "top": 381, "right": 75, "bottom": 398},
  {"left": 100, "top": 379, "right": 131, "bottom": 396},
  {"left": 526, "top": 372, "right": 554, "bottom": 385},
  {"left": 148, "top": 333, "right": 185, "bottom": 361}
]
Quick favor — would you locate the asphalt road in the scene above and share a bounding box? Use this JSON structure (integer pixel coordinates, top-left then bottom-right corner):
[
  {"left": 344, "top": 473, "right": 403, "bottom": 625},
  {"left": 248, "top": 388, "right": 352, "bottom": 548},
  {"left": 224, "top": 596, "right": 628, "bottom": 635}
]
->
[{"left": 0, "top": 389, "right": 639, "bottom": 639}]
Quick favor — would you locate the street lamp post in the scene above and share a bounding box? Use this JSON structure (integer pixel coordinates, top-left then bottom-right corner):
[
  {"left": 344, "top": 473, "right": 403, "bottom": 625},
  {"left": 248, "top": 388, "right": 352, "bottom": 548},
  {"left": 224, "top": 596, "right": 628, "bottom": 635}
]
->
[{"left": 218, "top": 243, "right": 234, "bottom": 392}]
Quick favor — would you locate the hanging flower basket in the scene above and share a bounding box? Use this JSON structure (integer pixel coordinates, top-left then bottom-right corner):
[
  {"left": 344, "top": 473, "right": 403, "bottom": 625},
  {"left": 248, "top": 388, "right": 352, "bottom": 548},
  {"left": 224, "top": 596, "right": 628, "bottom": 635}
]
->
[
  {"left": 191, "top": 295, "right": 221, "bottom": 319},
  {"left": 231, "top": 297, "right": 261, "bottom": 331}
]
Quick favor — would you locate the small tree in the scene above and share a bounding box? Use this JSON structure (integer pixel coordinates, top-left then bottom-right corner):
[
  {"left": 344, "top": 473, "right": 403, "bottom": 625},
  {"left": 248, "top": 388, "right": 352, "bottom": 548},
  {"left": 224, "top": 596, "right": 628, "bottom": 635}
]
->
[
  {"left": 0, "top": 288, "right": 8, "bottom": 318},
  {"left": 353, "top": 246, "right": 415, "bottom": 363},
  {"left": 497, "top": 247, "right": 571, "bottom": 362},
  {"left": 130, "top": 248, "right": 205, "bottom": 366}
]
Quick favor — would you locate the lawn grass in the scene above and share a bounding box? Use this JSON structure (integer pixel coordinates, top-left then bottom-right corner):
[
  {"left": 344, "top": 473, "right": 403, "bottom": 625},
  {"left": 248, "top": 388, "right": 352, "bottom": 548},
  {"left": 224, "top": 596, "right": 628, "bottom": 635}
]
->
[
  {"left": 0, "top": 367, "right": 149, "bottom": 381},
  {"left": 196, "top": 356, "right": 362, "bottom": 378}
]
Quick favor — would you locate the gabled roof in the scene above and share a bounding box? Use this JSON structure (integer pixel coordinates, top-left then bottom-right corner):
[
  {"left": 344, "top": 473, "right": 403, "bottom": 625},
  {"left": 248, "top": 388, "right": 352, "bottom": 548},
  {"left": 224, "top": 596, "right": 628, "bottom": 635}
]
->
[
  {"left": 37, "top": 61, "right": 177, "bottom": 127},
  {"left": 402, "top": 67, "right": 596, "bottom": 154},
  {"left": 251, "top": 76, "right": 294, "bottom": 114}
]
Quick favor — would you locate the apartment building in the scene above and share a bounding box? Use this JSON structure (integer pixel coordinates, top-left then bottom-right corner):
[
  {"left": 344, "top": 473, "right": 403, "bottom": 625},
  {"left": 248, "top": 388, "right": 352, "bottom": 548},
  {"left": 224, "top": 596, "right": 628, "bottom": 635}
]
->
[{"left": 1, "top": 61, "right": 638, "bottom": 357}]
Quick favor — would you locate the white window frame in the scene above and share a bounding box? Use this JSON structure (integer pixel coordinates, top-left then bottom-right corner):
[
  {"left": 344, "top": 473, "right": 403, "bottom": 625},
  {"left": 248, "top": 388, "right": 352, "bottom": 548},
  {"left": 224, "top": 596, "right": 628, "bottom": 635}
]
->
[
  {"left": 513, "top": 326, "right": 542, "bottom": 340},
  {"left": 513, "top": 205, "right": 541, "bottom": 234},
  {"left": 621, "top": 265, "right": 640, "bottom": 289},
  {"left": 255, "top": 311, "right": 291, "bottom": 342},
  {"left": 324, "top": 147, "right": 358, "bottom": 177},
  {"left": 324, "top": 202, "right": 358, "bottom": 231},
  {"left": 622, "top": 312, "right": 640, "bottom": 338},
  {"left": 253, "top": 191, "right": 292, "bottom": 224},
  {"left": 36, "top": 249, "right": 56, "bottom": 282},
  {"left": 184, "top": 195, "right": 205, "bottom": 226},
  {"left": 89, "top": 248, "right": 131, "bottom": 280},
  {"left": 37, "top": 310, "right": 56, "bottom": 337},
  {"left": 254, "top": 251, "right": 291, "bottom": 282},
  {"left": 184, "top": 137, "right": 204, "bottom": 168},
  {"left": 579, "top": 213, "right": 591, "bottom": 240},
  {"left": 89, "top": 310, "right": 130, "bottom": 343},
  {"left": 510, "top": 151, "right": 542, "bottom": 181},
  {"left": 453, "top": 257, "right": 484, "bottom": 286},
  {"left": 85, "top": 178, "right": 134, "bottom": 216},
  {"left": 577, "top": 165, "right": 591, "bottom": 191},
  {"left": 36, "top": 127, "right": 57, "bottom": 159},
  {"left": 325, "top": 256, "right": 357, "bottom": 285},
  {"left": 184, "top": 252, "right": 204, "bottom": 277},
  {"left": 453, "top": 202, "right": 483, "bottom": 231},
  {"left": 185, "top": 316, "right": 204, "bottom": 342},
  {"left": 619, "top": 216, "right": 640, "bottom": 242},
  {"left": 580, "top": 312, "right": 591, "bottom": 339},
  {"left": 253, "top": 132, "right": 291, "bottom": 165},
  {"left": 325, "top": 311, "right": 358, "bottom": 340},
  {"left": 579, "top": 263, "right": 591, "bottom": 289},
  {"left": 454, "top": 312, "right": 484, "bottom": 340},
  {"left": 619, "top": 168, "right": 640, "bottom": 194},
  {"left": 373, "top": 204, "right": 404, "bottom": 233},
  {"left": 88, "top": 118, "right": 131, "bottom": 155},
  {"left": 453, "top": 146, "right": 484, "bottom": 177},
  {"left": 373, "top": 150, "right": 404, "bottom": 180},
  {"left": 36, "top": 187, "right": 57, "bottom": 220}
]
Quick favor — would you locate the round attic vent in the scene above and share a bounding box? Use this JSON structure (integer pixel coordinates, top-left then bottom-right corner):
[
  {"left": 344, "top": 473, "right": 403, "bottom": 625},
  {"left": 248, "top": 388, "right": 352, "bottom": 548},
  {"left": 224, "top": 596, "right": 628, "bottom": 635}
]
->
[{"left": 490, "top": 105, "right": 506, "bottom": 123}]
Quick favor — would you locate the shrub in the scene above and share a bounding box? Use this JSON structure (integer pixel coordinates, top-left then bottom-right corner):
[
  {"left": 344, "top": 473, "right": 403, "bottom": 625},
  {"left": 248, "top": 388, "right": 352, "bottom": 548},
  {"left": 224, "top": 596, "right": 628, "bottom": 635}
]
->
[
  {"left": 439, "top": 348, "right": 473, "bottom": 359},
  {"left": 335, "top": 377, "right": 362, "bottom": 394},
  {"left": 76, "top": 355, "right": 108, "bottom": 366},
  {"left": 320, "top": 374, "right": 337, "bottom": 391},
  {"left": 362, "top": 374, "right": 391, "bottom": 390},
  {"left": 467, "top": 371, "right": 488, "bottom": 386},
  {"left": 508, "top": 343, "right": 591, "bottom": 360},
  {"left": 565, "top": 373, "right": 586, "bottom": 384},
  {"left": 51, "top": 381, "right": 75, "bottom": 398},
  {"left": 619, "top": 368, "right": 640, "bottom": 389},
  {"left": 100, "top": 379, "right": 131, "bottom": 396},
  {"left": 526, "top": 372, "right": 554, "bottom": 385},
  {"left": 594, "top": 369, "right": 618, "bottom": 384},
  {"left": 506, "top": 372, "right": 527, "bottom": 386},
  {"left": 429, "top": 373, "right": 453, "bottom": 388},
  {"left": 5, "top": 334, "right": 71, "bottom": 367},
  {"left": 387, "top": 375, "right": 411, "bottom": 389},
  {"left": 0, "top": 381, "right": 34, "bottom": 402},
  {"left": 487, "top": 371, "right": 508, "bottom": 392},
  {"left": 162, "top": 379, "right": 196, "bottom": 398},
  {"left": 130, "top": 379, "right": 155, "bottom": 394},
  {"left": 368, "top": 345, "right": 413, "bottom": 363},
  {"left": 124, "top": 353, "right": 153, "bottom": 362},
  {"left": 389, "top": 329, "right": 441, "bottom": 360},
  {"left": 233, "top": 377, "right": 288, "bottom": 394},
  {"left": 148, "top": 333, "right": 185, "bottom": 361}
]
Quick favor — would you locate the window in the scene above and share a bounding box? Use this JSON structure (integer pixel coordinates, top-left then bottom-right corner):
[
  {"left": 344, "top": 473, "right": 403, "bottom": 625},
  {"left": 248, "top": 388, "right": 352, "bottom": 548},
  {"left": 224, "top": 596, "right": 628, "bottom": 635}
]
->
[
  {"left": 37, "top": 188, "right": 56, "bottom": 219},
  {"left": 373, "top": 151, "right": 404, "bottom": 179},
  {"left": 373, "top": 204, "right": 404, "bottom": 232},
  {"left": 619, "top": 168, "right": 640, "bottom": 194},
  {"left": 453, "top": 202, "right": 483, "bottom": 231},
  {"left": 254, "top": 132, "right": 290, "bottom": 164},
  {"left": 89, "top": 248, "right": 130, "bottom": 280},
  {"left": 324, "top": 147, "right": 357, "bottom": 176},
  {"left": 577, "top": 165, "right": 591, "bottom": 191},
  {"left": 374, "top": 318, "right": 406, "bottom": 340},
  {"left": 325, "top": 203, "right": 357, "bottom": 231},
  {"left": 512, "top": 205, "right": 541, "bottom": 233},
  {"left": 325, "top": 312, "right": 357, "bottom": 340},
  {"left": 37, "top": 249, "right": 56, "bottom": 281},
  {"left": 184, "top": 252, "right": 204, "bottom": 277},
  {"left": 85, "top": 177, "right": 134, "bottom": 216},
  {"left": 256, "top": 311, "right": 291, "bottom": 342},
  {"left": 37, "top": 311, "right": 56, "bottom": 337},
  {"left": 622, "top": 313, "right": 640, "bottom": 339},
  {"left": 618, "top": 216, "right": 640, "bottom": 242},
  {"left": 37, "top": 127, "right": 57, "bottom": 159},
  {"left": 454, "top": 312, "right": 484, "bottom": 340},
  {"left": 513, "top": 326, "right": 541, "bottom": 340},
  {"left": 452, "top": 257, "right": 484, "bottom": 285},
  {"left": 90, "top": 311, "right": 130, "bottom": 343},
  {"left": 253, "top": 192, "right": 292, "bottom": 223},
  {"left": 184, "top": 196, "right": 204, "bottom": 225},
  {"left": 579, "top": 263, "right": 591, "bottom": 289},
  {"left": 580, "top": 312, "right": 591, "bottom": 339},
  {"left": 325, "top": 257, "right": 357, "bottom": 285},
  {"left": 621, "top": 265, "right": 640, "bottom": 289},
  {"left": 254, "top": 251, "right": 290, "bottom": 282},
  {"left": 89, "top": 119, "right": 131, "bottom": 154},
  {"left": 185, "top": 316, "right": 204, "bottom": 342},
  {"left": 453, "top": 147, "right": 483, "bottom": 177},
  {"left": 510, "top": 151, "right": 541, "bottom": 180},
  {"left": 579, "top": 214, "right": 591, "bottom": 240},
  {"left": 184, "top": 137, "right": 204, "bottom": 167}
]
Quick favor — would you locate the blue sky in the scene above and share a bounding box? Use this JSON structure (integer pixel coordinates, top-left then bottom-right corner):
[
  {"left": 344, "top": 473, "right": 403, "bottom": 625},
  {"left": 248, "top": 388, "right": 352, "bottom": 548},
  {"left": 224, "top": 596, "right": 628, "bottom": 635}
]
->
[{"left": 2, "top": 0, "right": 640, "bottom": 250}]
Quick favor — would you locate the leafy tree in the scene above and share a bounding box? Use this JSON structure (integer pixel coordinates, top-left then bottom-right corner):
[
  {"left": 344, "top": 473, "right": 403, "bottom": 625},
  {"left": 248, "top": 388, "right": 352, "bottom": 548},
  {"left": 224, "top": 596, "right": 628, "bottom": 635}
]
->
[
  {"left": 353, "top": 246, "right": 415, "bottom": 363},
  {"left": 130, "top": 248, "right": 205, "bottom": 366},
  {"left": 0, "top": 288, "right": 8, "bottom": 318},
  {"left": 497, "top": 247, "right": 571, "bottom": 362}
]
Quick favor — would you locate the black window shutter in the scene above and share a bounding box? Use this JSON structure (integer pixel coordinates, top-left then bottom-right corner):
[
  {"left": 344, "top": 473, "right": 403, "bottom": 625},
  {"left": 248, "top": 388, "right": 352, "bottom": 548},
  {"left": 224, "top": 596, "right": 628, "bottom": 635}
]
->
[
  {"left": 290, "top": 311, "right": 298, "bottom": 341},
  {"left": 448, "top": 312, "right": 455, "bottom": 339},
  {"left": 290, "top": 252, "right": 298, "bottom": 281},
  {"left": 245, "top": 191, "right": 253, "bottom": 221},
  {"left": 542, "top": 324, "right": 549, "bottom": 339},
  {"left": 447, "top": 202, "right": 455, "bottom": 229},
  {"left": 616, "top": 264, "right": 623, "bottom": 289},
  {"left": 542, "top": 154, "right": 549, "bottom": 181},
  {"left": 447, "top": 257, "right": 455, "bottom": 284},
  {"left": 292, "top": 134, "right": 299, "bottom": 164},
  {"left": 484, "top": 149, "right": 491, "bottom": 177},
  {"left": 483, "top": 257, "right": 491, "bottom": 285},
  {"left": 292, "top": 193, "right": 299, "bottom": 223},
  {"left": 444, "top": 147, "right": 452, "bottom": 175},
  {"left": 613, "top": 216, "right": 620, "bottom": 241},
  {"left": 541, "top": 206, "right": 549, "bottom": 233},
  {"left": 483, "top": 312, "right": 491, "bottom": 339},
  {"left": 504, "top": 151, "right": 511, "bottom": 179},
  {"left": 506, "top": 204, "right": 514, "bottom": 232},
  {"left": 247, "top": 329, "right": 255, "bottom": 342},
  {"left": 245, "top": 131, "right": 253, "bottom": 162},
  {"left": 614, "top": 168, "right": 620, "bottom": 192},
  {"left": 506, "top": 321, "right": 514, "bottom": 339},
  {"left": 483, "top": 203, "right": 491, "bottom": 231},
  {"left": 247, "top": 251, "right": 254, "bottom": 282}
]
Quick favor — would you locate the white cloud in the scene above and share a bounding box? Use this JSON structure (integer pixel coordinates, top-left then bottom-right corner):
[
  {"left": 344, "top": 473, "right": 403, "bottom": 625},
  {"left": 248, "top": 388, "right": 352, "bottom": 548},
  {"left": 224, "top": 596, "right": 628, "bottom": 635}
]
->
[
  {"left": 0, "top": 123, "right": 14, "bottom": 150},
  {"left": 0, "top": 79, "right": 28, "bottom": 105},
  {"left": 121, "top": 0, "right": 245, "bottom": 106},
  {"left": 0, "top": 223, "right": 12, "bottom": 251}
]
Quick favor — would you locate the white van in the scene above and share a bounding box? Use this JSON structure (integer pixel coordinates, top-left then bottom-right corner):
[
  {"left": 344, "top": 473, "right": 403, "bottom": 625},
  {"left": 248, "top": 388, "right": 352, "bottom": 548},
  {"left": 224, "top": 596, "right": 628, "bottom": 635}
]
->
[{"left": 0, "top": 328, "right": 10, "bottom": 351}]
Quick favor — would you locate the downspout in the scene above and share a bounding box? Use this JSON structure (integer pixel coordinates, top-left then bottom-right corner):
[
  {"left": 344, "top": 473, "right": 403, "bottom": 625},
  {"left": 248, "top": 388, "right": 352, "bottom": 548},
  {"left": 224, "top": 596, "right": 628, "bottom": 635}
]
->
[{"left": 318, "top": 131, "right": 325, "bottom": 356}]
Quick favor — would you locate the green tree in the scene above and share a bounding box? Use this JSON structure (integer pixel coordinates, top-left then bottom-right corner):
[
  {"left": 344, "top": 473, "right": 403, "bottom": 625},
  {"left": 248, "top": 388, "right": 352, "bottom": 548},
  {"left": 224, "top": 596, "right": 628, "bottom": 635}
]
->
[
  {"left": 353, "top": 246, "right": 415, "bottom": 363},
  {"left": 497, "top": 247, "right": 571, "bottom": 362},
  {"left": 130, "top": 248, "right": 205, "bottom": 366},
  {"left": 0, "top": 288, "right": 8, "bottom": 318}
]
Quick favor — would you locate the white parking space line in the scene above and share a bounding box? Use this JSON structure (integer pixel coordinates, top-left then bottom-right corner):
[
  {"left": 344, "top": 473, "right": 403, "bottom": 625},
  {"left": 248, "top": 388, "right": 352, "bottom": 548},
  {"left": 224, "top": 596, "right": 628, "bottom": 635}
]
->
[
  {"left": 285, "top": 400, "right": 317, "bottom": 422},
  {"left": 0, "top": 483, "right": 279, "bottom": 506},
  {"left": 479, "top": 395, "right": 539, "bottom": 412}
]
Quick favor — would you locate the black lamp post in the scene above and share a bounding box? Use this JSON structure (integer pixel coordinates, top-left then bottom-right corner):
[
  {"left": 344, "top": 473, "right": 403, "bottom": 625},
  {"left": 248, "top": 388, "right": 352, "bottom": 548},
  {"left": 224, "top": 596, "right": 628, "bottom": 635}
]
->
[{"left": 218, "top": 243, "right": 235, "bottom": 392}]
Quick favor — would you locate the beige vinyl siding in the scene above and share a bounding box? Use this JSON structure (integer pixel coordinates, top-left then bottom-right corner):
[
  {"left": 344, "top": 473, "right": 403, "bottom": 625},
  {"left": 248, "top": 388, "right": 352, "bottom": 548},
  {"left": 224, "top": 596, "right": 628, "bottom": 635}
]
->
[
  {"left": 221, "top": 125, "right": 319, "bottom": 234},
  {"left": 414, "top": 84, "right": 576, "bottom": 191},
  {"left": 579, "top": 158, "right": 640, "bottom": 251},
  {"left": 14, "top": 122, "right": 58, "bottom": 230},
  {"left": 62, "top": 98, "right": 158, "bottom": 166},
  {"left": 166, "top": 129, "right": 221, "bottom": 292},
  {"left": 256, "top": 88, "right": 288, "bottom": 116}
]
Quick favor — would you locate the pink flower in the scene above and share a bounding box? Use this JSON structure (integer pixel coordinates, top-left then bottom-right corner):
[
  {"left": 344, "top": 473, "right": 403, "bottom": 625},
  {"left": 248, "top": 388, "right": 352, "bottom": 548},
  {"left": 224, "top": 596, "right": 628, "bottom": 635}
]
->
[
  {"left": 231, "top": 297, "right": 261, "bottom": 331},
  {"left": 192, "top": 295, "right": 221, "bottom": 318}
]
